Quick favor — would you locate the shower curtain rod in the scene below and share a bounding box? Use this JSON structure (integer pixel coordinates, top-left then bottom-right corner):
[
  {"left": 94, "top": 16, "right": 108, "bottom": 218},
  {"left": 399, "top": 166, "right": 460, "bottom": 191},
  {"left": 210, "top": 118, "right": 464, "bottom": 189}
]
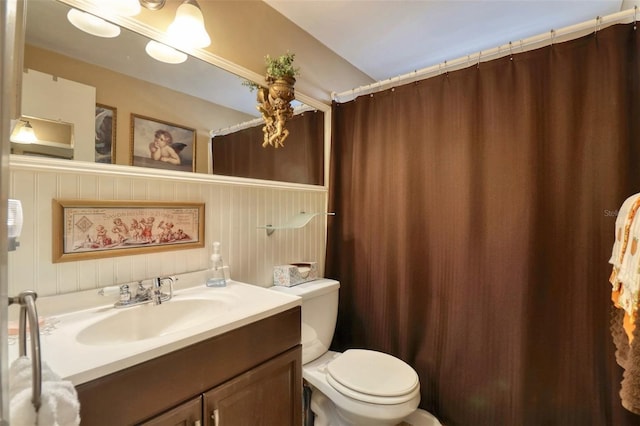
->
[
  {"left": 209, "top": 104, "right": 315, "bottom": 137},
  {"left": 332, "top": 7, "right": 638, "bottom": 103}
]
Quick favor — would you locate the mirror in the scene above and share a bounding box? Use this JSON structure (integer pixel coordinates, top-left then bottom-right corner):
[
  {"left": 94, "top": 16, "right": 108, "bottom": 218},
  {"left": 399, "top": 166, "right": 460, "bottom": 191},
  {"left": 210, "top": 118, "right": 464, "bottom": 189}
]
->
[{"left": 20, "top": 0, "right": 327, "bottom": 186}]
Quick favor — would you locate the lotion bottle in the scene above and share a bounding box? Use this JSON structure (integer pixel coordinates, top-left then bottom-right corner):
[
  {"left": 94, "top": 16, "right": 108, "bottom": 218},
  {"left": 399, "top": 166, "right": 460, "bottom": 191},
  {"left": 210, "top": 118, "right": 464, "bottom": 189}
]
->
[{"left": 206, "top": 241, "right": 227, "bottom": 287}]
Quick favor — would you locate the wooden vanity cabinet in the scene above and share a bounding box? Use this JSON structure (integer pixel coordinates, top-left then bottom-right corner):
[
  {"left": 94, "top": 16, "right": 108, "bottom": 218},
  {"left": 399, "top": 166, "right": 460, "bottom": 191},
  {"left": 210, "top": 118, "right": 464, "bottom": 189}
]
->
[
  {"left": 76, "top": 307, "right": 301, "bottom": 426},
  {"left": 203, "top": 346, "right": 301, "bottom": 426}
]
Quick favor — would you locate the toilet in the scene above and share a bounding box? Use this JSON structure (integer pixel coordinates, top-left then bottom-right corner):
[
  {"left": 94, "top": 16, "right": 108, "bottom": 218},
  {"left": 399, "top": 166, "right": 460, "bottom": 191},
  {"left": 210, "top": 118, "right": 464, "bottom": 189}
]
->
[{"left": 272, "top": 279, "right": 422, "bottom": 426}]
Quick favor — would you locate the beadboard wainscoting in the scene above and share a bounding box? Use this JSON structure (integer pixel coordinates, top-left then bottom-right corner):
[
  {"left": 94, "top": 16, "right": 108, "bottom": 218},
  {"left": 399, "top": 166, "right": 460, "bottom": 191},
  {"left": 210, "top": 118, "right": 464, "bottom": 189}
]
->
[{"left": 8, "top": 156, "right": 328, "bottom": 297}]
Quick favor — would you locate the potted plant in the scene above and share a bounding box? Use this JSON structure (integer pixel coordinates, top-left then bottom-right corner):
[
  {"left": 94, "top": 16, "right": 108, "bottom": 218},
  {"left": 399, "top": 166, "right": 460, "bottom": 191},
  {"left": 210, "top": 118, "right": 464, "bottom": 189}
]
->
[
  {"left": 265, "top": 52, "right": 299, "bottom": 80},
  {"left": 265, "top": 52, "right": 299, "bottom": 103}
]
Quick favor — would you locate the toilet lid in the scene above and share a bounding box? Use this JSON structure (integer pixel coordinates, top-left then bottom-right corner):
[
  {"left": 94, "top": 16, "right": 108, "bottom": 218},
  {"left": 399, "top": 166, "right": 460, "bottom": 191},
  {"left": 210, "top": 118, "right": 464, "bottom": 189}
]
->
[{"left": 326, "top": 349, "right": 419, "bottom": 400}]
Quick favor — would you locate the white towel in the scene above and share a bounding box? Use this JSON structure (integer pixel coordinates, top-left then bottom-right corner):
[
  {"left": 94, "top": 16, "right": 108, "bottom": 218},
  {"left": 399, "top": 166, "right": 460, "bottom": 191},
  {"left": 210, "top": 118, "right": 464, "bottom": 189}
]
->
[
  {"left": 609, "top": 194, "right": 640, "bottom": 269},
  {"left": 9, "top": 356, "right": 81, "bottom": 426},
  {"left": 617, "top": 210, "right": 640, "bottom": 317}
]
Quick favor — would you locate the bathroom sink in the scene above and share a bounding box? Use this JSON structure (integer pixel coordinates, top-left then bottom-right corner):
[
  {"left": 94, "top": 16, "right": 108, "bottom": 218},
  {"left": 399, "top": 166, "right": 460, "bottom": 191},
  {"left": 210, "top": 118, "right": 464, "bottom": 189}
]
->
[
  {"left": 76, "top": 298, "right": 231, "bottom": 346},
  {"left": 23, "top": 279, "right": 301, "bottom": 385}
]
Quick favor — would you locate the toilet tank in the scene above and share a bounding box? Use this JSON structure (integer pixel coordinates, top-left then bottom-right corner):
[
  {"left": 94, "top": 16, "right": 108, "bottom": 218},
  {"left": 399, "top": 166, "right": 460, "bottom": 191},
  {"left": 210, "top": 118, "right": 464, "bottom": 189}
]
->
[{"left": 271, "top": 279, "right": 340, "bottom": 364}]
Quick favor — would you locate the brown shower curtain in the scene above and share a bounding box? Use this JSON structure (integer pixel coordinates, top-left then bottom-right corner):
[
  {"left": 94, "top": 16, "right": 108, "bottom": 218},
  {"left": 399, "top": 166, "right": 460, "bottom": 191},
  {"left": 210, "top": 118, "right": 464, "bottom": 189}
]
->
[
  {"left": 212, "top": 110, "right": 324, "bottom": 185},
  {"left": 326, "top": 23, "right": 640, "bottom": 425}
]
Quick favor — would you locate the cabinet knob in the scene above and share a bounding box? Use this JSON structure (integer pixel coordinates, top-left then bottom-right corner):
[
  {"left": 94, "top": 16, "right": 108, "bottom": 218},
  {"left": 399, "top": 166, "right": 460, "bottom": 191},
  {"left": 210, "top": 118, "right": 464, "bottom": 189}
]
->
[
  {"left": 211, "top": 408, "right": 219, "bottom": 426},
  {"left": 194, "top": 421, "right": 201, "bottom": 426}
]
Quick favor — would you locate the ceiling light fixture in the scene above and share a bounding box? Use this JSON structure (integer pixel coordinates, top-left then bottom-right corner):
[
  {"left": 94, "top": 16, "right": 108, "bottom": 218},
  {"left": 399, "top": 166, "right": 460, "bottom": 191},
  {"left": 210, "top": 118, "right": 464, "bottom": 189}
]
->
[
  {"left": 139, "top": 0, "right": 166, "bottom": 11},
  {"left": 145, "top": 40, "right": 188, "bottom": 64},
  {"left": 67, "top": 8, "right": 121, "bottom": 38},
  {"left": 107, "top": 0, "right": 141, "bottom": 17},
  {"left": 166, "top": 0, "right": 211, "bottom": 49},
  {"left": 10, "top": 121, "right": 38, "bottom": 144}
]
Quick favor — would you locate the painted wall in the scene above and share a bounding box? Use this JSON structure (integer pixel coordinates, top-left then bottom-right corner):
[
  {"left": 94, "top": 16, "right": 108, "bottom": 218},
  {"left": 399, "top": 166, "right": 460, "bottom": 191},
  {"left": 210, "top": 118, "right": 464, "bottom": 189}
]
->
[{"left": 8, "top": 156, "right": 328, "bottom": 298}]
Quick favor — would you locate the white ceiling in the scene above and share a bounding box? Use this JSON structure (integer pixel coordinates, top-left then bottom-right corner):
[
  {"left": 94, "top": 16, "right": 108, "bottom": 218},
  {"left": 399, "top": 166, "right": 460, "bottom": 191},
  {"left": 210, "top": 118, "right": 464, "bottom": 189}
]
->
[{"left": 266, "top": 0, "right": 626, "bottom": 82}]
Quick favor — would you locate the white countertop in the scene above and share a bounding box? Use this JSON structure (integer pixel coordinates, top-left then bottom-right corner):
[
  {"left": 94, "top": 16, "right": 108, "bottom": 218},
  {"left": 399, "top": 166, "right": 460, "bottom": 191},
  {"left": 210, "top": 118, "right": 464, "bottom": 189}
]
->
[{"left": 8, "top": 280, "right": 301, "bottom": 385}]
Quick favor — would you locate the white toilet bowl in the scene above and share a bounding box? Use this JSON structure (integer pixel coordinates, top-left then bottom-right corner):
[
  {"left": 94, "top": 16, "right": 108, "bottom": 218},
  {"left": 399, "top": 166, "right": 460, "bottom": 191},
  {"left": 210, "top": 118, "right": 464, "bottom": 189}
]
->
[
  {"left": 303, "top": 350, "right": 421, "bottom": 426},
  {"left": 271, "top": 280, "right": 424, "bottom": 425}
]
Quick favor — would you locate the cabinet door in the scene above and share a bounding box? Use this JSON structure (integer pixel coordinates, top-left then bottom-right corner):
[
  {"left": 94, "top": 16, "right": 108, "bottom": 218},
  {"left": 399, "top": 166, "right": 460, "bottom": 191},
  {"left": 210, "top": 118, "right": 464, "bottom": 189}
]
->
[
  {"left": 139, "top": 396, "right": 202, "bottom": 426},
  {"left": 204, "top": 346, "right": 302, "bottom": 426}
]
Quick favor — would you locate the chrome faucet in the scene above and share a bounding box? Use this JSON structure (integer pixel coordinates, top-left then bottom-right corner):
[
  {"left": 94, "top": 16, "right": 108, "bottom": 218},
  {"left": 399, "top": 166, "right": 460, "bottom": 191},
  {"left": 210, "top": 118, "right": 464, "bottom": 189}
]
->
[
  {"left": 151, "top": 276, "right": 175, "bottom": 305},
  {"left": 99, "top": 276, "right": 175, "bottom": 308}
]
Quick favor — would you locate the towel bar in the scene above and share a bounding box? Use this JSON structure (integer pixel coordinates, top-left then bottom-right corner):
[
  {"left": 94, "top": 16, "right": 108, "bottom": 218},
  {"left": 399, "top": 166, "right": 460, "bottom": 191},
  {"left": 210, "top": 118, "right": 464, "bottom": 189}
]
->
[{"left": 8, "top": 290, "right": 42, "bottom": 412}]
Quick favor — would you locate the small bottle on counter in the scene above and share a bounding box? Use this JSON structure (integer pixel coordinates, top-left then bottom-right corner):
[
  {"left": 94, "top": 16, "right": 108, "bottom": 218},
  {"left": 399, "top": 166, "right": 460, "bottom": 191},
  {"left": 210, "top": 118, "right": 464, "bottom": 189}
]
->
[{"left": 206, "top": 241, "right": 227, "bottom": 287}]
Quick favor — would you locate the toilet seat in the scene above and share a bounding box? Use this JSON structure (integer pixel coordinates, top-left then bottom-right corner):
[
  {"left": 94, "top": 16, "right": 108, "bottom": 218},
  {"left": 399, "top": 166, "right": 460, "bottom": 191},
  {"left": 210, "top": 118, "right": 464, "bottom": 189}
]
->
[{"left": 325, "top": 349, "right": 420, "bottom": 405}]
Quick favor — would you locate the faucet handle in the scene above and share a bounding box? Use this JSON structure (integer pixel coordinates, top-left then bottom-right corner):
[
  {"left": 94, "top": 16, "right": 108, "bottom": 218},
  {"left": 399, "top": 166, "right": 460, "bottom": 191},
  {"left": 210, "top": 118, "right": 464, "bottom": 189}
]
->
[
  {"left": 135, "top": 280, "right": 146, "bottom": 295},
  {"left": 119, "top": 284, "right": 131, "bottom": 303},
  {"left": 151, "top": 276, "right": 175, "bottom": 305},
  {"left": 162, "top": 276, "right": 175, "bottom": 300},
  {"left": 99, "top": 284, "right": 131, "bottom": 305},
  {"left": 98, "top": 284, "right": 130, "bottom": 297},
  {"left": 159, "top": 276, "right": 176, "bottom": 289}
]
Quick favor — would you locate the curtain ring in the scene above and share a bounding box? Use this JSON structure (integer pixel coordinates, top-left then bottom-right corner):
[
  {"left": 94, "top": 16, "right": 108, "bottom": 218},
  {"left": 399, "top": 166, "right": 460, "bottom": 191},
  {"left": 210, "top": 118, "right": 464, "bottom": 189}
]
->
[
  {"left": 477, "top": 51, "right": 482, "bottom": 69},
  {"left": 550, "top": 29, "right": 556, "bottom": 45},
  {"left": 444, "top": 60, "right": 449, "bottom": 77},
  {"left": 509, "top": 41, "right": 514, "bottom": 61},
  {"left": 594, "top": 16, "right": 601, "bottom": 36},
  {"left": 634, "top": 6, "right": 637, "bottom": 31}
]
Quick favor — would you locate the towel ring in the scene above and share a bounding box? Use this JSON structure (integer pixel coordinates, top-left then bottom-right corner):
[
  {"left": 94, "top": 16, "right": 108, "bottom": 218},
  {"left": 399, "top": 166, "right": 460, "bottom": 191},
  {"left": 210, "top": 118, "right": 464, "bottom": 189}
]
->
[{"left": 9, "top": 291, "right": 42, "bottom": 412}]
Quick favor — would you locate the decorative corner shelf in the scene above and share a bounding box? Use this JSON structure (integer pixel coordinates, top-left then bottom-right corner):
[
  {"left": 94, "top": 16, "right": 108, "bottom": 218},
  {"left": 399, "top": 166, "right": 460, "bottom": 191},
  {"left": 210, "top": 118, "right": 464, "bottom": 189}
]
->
[{"left": 258, "top": 212, "right": 335, "bottom": 236}]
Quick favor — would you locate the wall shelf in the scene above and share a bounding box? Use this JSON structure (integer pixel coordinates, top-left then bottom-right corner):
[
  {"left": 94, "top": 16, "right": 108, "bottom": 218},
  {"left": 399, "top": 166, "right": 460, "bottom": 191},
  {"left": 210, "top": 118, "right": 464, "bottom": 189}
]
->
[{"left": 258, "top": 212, "right": 335, "bottom": 236}]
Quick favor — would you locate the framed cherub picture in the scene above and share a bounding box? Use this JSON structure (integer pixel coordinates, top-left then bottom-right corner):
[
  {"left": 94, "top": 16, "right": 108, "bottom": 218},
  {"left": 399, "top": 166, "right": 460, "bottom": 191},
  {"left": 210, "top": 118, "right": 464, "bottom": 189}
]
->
[
  {"left": 52, "top": 199, "right": 205, "bottom": 263},
  {"left": 130, "top": 113, "right": 196, "bottom": 172}
]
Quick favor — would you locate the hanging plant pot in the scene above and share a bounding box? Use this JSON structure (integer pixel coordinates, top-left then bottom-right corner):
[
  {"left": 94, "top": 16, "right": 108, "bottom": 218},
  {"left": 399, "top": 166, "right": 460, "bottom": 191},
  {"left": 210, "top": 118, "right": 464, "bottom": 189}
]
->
[
  {"left": 249, "top": 52, "right": 300, "bottom": 148},
  {"left": 268, "top": 76, "right": 296, "bottom": 103}
]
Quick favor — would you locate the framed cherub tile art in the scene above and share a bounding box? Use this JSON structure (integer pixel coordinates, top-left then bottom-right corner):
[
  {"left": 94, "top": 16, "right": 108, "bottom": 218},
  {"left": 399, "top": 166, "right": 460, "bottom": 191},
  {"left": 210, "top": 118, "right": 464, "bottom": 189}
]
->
[{"left": 52, "top": 199, "right": 204, "bottom": 263}]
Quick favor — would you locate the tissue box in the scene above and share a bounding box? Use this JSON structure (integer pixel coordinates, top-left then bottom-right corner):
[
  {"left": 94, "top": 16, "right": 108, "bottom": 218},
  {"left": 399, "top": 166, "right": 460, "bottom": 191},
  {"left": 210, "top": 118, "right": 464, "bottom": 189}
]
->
[{"left": 273, "top": 262, "right": 318, "bottom": 287}]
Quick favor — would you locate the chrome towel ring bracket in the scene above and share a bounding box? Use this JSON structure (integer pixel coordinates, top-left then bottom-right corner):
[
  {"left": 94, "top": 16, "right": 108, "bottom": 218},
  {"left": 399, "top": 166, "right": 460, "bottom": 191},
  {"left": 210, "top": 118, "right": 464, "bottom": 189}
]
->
[{"left": 8, "top": 290, "right": 42, "bottom": 412}]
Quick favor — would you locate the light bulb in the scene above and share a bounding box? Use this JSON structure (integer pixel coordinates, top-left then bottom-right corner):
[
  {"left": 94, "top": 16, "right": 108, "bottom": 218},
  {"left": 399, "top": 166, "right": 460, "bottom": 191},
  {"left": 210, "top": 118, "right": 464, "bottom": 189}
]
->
[
  {"left": 10, "top": 121, "right": 37, "bottom": 144},
  {"left": 167, "top": 0, "right": 211, "bottom": 49},
  {"left": 145, "top": 41, "right": 188, "bottom": 64},
  {"left": 67, "top": 8, "right": 121, "bottom": 38}
]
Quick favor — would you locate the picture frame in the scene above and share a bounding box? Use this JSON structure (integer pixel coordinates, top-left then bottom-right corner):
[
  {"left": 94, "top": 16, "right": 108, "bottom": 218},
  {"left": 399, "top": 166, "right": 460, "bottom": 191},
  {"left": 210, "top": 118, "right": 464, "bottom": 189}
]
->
[
  {"left": 52, "top": 199, "right": 205, "bottom": 263},
  {"left": 130, "top": 113, "right": 196, "bottom": 172},
  {"left": 95, "top": 103, "right": 116, "bottom": 164}
]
